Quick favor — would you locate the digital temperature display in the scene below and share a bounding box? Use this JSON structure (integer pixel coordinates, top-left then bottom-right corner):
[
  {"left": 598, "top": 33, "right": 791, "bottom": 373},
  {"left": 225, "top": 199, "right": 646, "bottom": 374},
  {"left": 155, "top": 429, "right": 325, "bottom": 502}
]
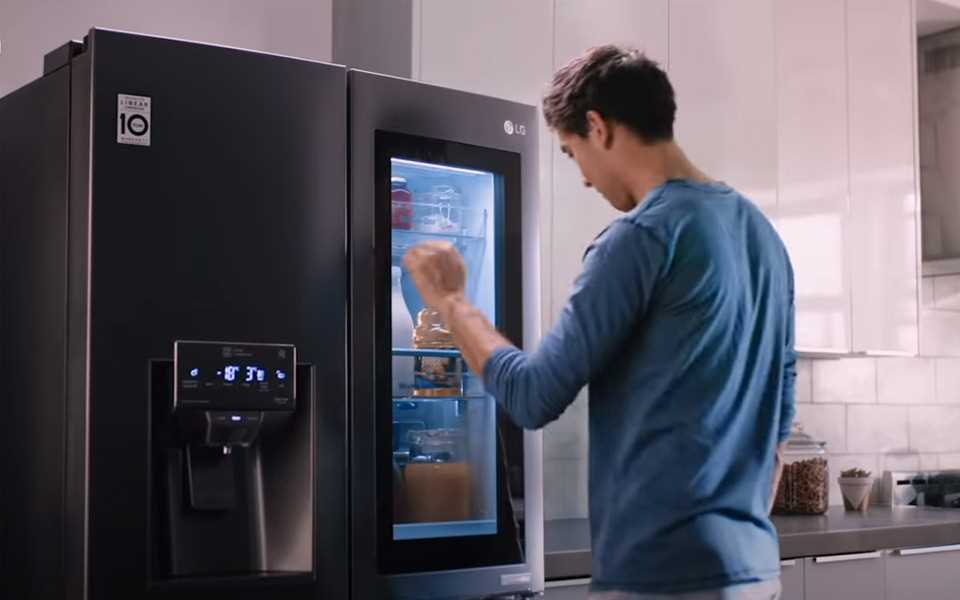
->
[{"left": 174, "top": 341, "right": 296, "bottom": 411}]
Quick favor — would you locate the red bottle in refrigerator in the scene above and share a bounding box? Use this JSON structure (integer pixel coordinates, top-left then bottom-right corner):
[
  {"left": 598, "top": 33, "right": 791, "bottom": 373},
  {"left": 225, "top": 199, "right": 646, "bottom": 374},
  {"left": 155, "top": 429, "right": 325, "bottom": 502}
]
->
[{"left": 391, "top": 176, "right": 413, "bottom": 229}]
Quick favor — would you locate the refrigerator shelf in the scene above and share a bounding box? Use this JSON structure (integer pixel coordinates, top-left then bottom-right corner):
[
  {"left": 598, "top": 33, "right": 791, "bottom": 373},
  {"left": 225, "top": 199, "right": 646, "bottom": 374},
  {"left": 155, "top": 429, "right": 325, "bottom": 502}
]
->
[
  {"left": 393, "top": 519, "right": 498, "bottom": 541},
  {"left": 391, "top": 200, "right": 488, "bottom": 239},
  {"left": 392, "top": 347, "right": 461, "bottom": 358},
  {"left": 392, "top": 394, "right": 486, "bottom": 405},
  {"left": 391, "top": 228, "right": 485, "bottom": 260}
]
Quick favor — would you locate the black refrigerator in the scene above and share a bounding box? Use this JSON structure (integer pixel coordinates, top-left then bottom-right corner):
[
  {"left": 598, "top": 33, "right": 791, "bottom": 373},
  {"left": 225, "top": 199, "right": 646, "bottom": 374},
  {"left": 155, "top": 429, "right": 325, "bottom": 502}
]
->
[
  {"left": 0, "top": 29, "right": 348, "bottom": 600},
  {"left": 0, "top": 28, "right": 543, "bottom": 600},
  {"left": 348, "top": 70, "right": 544, "bottom": 599}
]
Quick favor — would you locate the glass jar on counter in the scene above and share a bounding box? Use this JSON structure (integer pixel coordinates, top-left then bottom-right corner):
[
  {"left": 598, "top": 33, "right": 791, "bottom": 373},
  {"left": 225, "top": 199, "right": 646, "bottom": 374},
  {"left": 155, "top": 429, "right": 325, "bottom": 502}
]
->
[{"left": 773, "top": 423, "right": 829, "bottom": 515}]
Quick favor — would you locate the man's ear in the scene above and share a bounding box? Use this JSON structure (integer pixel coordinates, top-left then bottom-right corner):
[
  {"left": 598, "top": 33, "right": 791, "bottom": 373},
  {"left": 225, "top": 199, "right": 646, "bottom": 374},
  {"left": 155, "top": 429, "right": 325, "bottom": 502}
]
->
[{"left": 585, "top": 110, "right": 613, "bottom": 150}]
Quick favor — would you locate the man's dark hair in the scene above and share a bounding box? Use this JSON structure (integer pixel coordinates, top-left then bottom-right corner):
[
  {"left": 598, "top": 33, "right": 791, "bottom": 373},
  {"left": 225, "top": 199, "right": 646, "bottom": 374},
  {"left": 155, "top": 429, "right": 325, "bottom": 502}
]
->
[{"left": 543, "top": 45, "right": 676, "bottom": 143}]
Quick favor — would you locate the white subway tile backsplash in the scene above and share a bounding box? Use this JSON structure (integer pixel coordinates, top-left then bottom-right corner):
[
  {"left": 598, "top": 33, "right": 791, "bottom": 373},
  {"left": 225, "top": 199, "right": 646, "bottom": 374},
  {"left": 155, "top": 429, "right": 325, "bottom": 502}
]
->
[
  {"left": 909, "top": 406, "right": 960, "bottom": 452},
  {"left": 922, "top": 277, "right": 935, "bottom": 308},
  {"left": 846, "top": 405, "right": 909, "bottom": 453},
  {"left": 543, "top": 391, "right": 589, "bottom": 461},
  {"left": 543, "top": 459, "right": 589, "bottom": 520},
  {"left": 934, "top": 274, "right": 960, "bottom": 310},
  {"left": 795, "top": 403, "right": 845, "bottom": 452},
  {"left": 938, "top": 453, "right": 960, "bottom": 469},
  {"left": 936, "top": 359, "right": 960, "bottom": 404},
  {"left": 877, "top": 357, "right": 936, "bottom": 404},
  {"left": 880, "top": 452, "right": 921, "bottom": 472},
  {"left": 795, "top": 359, "right": 813, "bottom": 404},
  {"left": 539, "top": 348, "right": 960, "bottom": 520},
  {"left": 920, "top": 306, "right": 960, "bottom": 356},
  {"left": 813, "top": 358, "right": 877, "bottom": 404}
]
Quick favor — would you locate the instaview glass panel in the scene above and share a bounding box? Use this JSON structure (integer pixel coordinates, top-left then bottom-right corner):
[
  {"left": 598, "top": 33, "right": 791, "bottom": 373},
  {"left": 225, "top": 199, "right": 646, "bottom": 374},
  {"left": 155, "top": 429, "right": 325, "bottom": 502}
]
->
[{"left": 389, "top": 157, "right": 500, "bottom": 541}]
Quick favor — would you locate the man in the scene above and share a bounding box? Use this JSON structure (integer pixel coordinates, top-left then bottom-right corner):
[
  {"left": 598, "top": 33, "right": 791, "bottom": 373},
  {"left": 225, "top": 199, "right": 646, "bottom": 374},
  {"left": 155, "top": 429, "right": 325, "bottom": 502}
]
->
[{"left": 404, "top": 45, "right": 795, "bottom": 600}]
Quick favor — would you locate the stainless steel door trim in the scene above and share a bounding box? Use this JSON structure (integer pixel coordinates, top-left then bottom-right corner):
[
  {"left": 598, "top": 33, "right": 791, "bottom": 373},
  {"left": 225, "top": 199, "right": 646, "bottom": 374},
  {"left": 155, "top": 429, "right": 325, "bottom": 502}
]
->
[
  {"left": 780, "top": 559, "right": 798, "bottom": 567},
  {"left": 812, "top": 551, "right": 883, "bottom": 563}
]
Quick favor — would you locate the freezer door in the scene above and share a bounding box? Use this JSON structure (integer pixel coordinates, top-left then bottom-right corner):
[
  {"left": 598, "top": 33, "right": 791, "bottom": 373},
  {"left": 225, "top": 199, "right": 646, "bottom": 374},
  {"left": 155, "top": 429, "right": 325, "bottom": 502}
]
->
[{"left": 80, "top": 29, "right": 347, "bottom": 600}]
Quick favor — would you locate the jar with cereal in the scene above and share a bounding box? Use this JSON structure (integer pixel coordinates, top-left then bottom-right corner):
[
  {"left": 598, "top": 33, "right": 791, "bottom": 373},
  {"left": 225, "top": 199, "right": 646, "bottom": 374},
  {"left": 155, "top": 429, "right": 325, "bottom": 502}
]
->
[{"left": 773, "top": 423, "right": 829, "bottom": 515}]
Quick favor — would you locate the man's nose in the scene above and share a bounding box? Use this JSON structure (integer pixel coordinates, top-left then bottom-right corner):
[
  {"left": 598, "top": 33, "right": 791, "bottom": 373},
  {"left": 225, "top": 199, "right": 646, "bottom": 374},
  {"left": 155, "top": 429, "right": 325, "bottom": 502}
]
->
[{"left": 583, "top": 180, "right": 592, "bottom": 188}]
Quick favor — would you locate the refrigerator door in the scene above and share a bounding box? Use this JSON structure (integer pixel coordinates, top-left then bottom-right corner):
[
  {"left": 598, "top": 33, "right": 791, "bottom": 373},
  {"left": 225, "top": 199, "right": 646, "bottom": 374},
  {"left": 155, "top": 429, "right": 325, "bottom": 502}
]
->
[
  {"left": 350, "top": 70, "right": 543, "bottom": 599},
  {"left": 77, "top": 29, "right": 347, "bottom": 599}
]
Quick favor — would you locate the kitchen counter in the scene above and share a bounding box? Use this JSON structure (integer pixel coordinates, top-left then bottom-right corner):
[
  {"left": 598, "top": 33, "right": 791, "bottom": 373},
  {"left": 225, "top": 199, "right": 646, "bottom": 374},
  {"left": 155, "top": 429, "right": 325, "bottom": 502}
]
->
[{"left": 545, "top": 506, "right": 960, "bottom": 580}]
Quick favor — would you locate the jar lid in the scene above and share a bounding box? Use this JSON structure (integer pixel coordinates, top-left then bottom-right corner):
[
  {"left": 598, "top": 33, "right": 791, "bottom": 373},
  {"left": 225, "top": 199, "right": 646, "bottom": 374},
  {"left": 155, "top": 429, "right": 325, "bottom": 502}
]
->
[{"left": 785, "top": 422, "right": 827, "bottom": 452}]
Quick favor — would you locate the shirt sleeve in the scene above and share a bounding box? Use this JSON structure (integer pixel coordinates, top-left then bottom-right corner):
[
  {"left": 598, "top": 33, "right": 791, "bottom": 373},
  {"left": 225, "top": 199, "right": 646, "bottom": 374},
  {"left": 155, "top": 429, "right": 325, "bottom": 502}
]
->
[
  {"left": 483, "top": 220, "right": 666, "bottom": 429},
  {"left": 778, "top": 261, "right": 797, "bottom": 443}
]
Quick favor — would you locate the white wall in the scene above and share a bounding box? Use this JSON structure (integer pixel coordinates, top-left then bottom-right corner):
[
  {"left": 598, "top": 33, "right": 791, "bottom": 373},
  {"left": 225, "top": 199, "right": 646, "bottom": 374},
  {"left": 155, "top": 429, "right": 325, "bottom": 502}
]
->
[{"left": 0, "top": 0, "right": 333, "bottom": 97}]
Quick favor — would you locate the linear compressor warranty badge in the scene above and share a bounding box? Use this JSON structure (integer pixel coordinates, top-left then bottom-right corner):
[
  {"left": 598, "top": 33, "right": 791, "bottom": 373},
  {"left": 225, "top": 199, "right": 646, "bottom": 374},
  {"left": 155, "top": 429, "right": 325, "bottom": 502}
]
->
[{"left": 117, "top": 94, "right": 151, "bottom": 146}]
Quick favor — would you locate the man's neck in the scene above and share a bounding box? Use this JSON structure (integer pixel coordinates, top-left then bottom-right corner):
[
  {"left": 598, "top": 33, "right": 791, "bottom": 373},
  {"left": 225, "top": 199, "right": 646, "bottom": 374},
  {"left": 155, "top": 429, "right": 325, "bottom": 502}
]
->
[{"left": 621, "top": 139, "right": 712, "bottom": 208}]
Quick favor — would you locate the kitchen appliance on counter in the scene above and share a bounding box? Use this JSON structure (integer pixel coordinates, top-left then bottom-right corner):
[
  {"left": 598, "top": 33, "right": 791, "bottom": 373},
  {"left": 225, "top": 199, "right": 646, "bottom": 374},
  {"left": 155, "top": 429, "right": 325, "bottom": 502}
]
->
[
  {"left": 884, "top": 469, "right": 960, "bottom": 508},
  {"left": 0, "top": 29, "right": 346, "bottom": 599}
]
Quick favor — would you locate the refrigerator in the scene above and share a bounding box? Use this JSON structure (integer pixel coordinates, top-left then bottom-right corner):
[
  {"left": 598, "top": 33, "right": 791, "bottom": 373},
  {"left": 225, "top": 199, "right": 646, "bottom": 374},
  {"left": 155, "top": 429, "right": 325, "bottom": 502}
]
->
[
  {"left": 0, "top": 28, "right": 543, "bottom": 600},
  {"left": 348, "top": 70, "right": 544, "bottom": 599},
  {"left": 0, "top": 29, "right": 348, "bottom": 600}
]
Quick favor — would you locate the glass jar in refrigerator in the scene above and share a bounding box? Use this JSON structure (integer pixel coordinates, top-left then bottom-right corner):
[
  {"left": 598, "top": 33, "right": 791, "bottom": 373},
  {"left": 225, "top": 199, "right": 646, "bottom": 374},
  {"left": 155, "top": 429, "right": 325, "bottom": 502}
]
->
[
  {"left": 411, "top": 308, "right": 461, "bottom": 397},
  {"left": 391, "top": 176, "right": 413, "bottom": 230},
  {"left": 773, "top": 423, "right": 829, "bottom": 515}
]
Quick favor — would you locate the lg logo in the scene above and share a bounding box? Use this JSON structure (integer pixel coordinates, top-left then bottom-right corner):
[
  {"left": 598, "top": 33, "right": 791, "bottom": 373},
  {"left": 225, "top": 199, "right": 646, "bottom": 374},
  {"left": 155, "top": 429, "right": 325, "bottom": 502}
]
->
[{"left": 503, "top": 120, "right": 527, "bottom": 136}]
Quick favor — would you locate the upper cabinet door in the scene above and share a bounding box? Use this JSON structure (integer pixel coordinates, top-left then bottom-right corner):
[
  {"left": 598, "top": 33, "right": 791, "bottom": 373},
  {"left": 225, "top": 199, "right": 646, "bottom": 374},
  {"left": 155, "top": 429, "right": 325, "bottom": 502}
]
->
[
  {"left": 550, "top": 0, "right": 669, "bottom": 322},
  {"left": 775, "top": 0, "right": 852, "bottom": 353},
  {"left": 847, "top": 0, "right": 920, "bottom": 355},
  {"left": 668, "top": 0, "right": 778, "bottom": 211}
]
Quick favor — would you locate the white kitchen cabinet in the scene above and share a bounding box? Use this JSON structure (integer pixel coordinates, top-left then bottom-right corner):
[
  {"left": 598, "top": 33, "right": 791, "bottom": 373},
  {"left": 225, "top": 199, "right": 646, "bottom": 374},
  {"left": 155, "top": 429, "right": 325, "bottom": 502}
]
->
[
  {"left": 847, "top": 0, "right": 920, "bottom": 355},
  {"left": 668, "top": 0, "right": 778, "bottom": 210},
  {"left": 550, "top": 0, "right": 668, "bottom": 321},
  {"left": 804, "top": 552, "right": 886, "bottom": 600},
  {"left": 886, "top": 545, "right": 960, "bottom": 600},
  {"left": 779, "top": 559, "right": 804, "bottom": 600},
  {"left": 774, "top": 0, "right": 852, "bottom": 354}
]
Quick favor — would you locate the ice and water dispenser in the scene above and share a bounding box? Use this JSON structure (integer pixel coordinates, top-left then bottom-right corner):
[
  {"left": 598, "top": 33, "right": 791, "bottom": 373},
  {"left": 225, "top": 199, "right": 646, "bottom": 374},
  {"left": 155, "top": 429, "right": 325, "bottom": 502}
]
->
[{"left": 149, "top": 341, "right": 314, "bottom": 580}]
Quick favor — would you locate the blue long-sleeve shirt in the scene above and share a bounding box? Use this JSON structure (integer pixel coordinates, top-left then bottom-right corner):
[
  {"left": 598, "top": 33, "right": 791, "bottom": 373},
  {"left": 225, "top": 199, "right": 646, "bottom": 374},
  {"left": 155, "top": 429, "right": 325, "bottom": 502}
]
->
[{"left": 484, "top": 179, "right": 796, "bottom": 594}]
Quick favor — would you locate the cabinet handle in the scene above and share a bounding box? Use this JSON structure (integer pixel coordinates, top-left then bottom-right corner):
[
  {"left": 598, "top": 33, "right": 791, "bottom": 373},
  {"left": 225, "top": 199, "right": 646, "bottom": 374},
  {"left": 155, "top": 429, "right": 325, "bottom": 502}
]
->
[
  {"left": 893, "top": 544, "right": 960, "bottom": 556},
  {"left": 813, "top": 551, "right": 882, "bottom": 563},
  {"left": 780, "top": 560, "right": 797, "bottom": 567}
]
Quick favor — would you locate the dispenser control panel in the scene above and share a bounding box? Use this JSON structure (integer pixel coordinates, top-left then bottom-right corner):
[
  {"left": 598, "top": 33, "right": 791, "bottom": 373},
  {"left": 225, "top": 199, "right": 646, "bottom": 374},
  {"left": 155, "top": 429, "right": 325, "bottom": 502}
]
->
[{"left": 174, "top": 341, "right": 296, "bottom": 411}]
